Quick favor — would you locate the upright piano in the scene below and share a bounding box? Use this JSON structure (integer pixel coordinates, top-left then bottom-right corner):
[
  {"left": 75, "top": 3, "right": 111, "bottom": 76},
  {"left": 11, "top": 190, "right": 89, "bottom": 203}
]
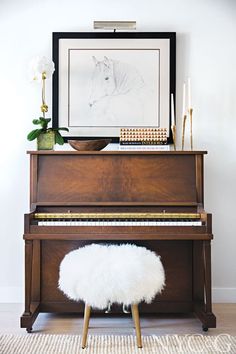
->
[{"left": 21, "top": 150, "right": 216, "bottom": 332}]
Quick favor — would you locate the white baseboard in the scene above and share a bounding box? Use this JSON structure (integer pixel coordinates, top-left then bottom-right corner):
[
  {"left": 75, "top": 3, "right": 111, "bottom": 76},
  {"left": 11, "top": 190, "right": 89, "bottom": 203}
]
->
[
  {"left": 212, "top": 287, "right": 236, "bottom": 303},
  {"left": 0, "top": 287, "right": 23, "bottom": 303},
  {"left": 0, "top": 286, "right": 235, "bottom": 303}
]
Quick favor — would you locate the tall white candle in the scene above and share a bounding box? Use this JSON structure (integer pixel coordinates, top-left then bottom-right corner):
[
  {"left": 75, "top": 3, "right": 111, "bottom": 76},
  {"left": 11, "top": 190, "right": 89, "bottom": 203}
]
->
[
  {"left": 171, "top": 93, "right": 175, "bottom": 126},
  {"left": 188, "top": 77, "right": 191, "bottom": 109},
  {"left": 182, "top": 83, "right": 186, "bottom": 116}
]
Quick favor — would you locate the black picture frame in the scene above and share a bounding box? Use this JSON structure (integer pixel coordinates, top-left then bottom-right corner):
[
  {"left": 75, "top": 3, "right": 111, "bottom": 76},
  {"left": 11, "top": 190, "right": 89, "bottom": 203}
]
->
[{"left": 52, "top": 32, "right": 176, "bottom": 143}]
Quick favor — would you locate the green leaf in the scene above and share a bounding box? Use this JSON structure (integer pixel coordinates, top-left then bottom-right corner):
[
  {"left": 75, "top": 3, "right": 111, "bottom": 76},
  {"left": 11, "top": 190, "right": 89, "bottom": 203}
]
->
[
  {"left": 39, "top": 117, "right": 51, "bottom": 123},
  {"left": 55, "top": 131, "right": 65, "bottom": 145},
  {"left": 37, "top": 117, "right": 50, "bottom": 129},
  {"left": 27, "top": 129, "right": 43, "bottom": 141},
  {"left": 32, "top": 119, "right": 41, "bottom": 125}
]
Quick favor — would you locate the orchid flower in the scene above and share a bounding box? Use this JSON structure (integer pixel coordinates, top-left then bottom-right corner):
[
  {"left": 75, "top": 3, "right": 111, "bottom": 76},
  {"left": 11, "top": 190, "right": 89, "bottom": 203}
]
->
[{"left": 29, "top": 56, "right": 55, "bottom": 82}]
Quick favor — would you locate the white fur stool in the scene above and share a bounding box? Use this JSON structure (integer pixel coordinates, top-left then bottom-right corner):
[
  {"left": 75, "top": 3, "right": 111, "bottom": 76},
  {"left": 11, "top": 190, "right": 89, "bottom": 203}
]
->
[{"left": 59, "top": 244, "right": 165, "bottom": 349}]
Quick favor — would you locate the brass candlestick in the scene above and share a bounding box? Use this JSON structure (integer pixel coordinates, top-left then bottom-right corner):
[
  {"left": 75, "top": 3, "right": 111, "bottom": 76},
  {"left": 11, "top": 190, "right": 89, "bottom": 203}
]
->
[
  {"left": 189, "top": 108, "right": 193, "bottom": 150},
  {"left": 171, "top": 125, "right": 176, "bottom": 150},
  {"left": 181, "top": 114, "right": 187, "bottom": 150}
]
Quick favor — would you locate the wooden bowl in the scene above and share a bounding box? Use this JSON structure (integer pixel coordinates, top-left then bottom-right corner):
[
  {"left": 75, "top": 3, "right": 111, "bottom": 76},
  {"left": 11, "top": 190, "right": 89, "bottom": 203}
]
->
[{"left": 68, "top": 138, "right": 112, "bottom": 151}]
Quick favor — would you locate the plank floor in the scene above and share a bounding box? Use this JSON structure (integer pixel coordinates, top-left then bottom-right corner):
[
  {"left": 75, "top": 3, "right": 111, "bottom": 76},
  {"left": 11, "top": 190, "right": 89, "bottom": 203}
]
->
[{"left": 0, "top": 304, "right": 235, "bottom": 336}]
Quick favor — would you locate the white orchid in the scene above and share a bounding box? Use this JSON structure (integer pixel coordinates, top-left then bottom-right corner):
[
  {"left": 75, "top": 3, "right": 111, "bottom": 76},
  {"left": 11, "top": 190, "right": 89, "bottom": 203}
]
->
[
  {"left": 29, "top": 56, "right": 55, "bottom": 81},
  {"left": 28, "top": 56, "right": 55, "bottom": 117}
]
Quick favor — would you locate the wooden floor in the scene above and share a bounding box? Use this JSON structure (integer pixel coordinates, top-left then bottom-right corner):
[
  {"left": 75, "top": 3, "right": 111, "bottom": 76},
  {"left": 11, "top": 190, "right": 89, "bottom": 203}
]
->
[{"left": 0, "top": 304, "right": 235, "bottom": 336}]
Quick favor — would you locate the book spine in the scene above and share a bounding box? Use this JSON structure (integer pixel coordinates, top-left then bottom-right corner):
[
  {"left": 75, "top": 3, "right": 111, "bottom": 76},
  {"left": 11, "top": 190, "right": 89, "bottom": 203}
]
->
[
  {"left": 119, "top": 145, "right": 170, "bottom": 151},
  {"left": 120, "top": 141, "right": 167, "bottom": 145}
]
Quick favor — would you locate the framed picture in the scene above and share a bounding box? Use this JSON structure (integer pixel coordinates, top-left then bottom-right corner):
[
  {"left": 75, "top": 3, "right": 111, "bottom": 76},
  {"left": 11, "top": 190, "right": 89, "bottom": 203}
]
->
[{"left": 52, "top": 32, "right": 176, "bottom": 142}]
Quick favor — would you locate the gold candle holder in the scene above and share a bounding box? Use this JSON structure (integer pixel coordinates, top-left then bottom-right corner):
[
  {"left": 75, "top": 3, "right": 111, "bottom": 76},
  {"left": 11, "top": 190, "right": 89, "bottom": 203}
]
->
[
  {"left": 181, "top": 114, "right": 187, "bottom": 150},
  {"left": 171, "top": 125, "right": 176, "bottom": 150},
  {"left": 189, "top": 108, "right": 193, "bottom": 150}
]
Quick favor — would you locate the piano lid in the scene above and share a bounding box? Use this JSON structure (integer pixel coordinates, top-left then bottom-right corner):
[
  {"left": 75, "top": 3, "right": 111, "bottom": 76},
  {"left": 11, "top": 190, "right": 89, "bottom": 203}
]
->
[{"left": 28, "top": 151, "right": 205, "bottom": 208}]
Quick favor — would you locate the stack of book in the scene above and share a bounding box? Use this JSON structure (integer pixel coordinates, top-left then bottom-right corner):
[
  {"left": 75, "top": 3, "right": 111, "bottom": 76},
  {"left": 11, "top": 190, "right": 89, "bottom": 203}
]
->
[{"left": 119, "top": 128, "right": 170, "bottom": 150}]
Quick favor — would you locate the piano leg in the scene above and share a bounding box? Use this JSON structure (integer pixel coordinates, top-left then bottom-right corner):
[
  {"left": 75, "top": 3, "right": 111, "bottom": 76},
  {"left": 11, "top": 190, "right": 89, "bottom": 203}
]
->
[
  {"left": 20, "top": 240, "right": 40, "bottom": 332},
  {"left": 193, "top": 240, "right": 216, "bottom": 330},
  {"left": 24, "top": 240, "right": 33, "bottom": 316}
]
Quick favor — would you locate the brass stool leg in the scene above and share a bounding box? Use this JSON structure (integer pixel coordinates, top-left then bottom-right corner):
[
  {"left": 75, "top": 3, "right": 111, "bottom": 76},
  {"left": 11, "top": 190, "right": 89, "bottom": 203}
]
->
[
  {"left": 131, "top": 304, "right": 142, "bottom": 348},
  {"left": 82, "top": 304, "right": 91, "bottom": 349}
]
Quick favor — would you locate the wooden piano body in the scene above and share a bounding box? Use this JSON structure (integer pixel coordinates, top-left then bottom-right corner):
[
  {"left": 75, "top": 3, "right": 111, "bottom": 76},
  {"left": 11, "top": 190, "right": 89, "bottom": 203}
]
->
[{"left": 21, "top": 151, "right": 216, "bottom": 332}]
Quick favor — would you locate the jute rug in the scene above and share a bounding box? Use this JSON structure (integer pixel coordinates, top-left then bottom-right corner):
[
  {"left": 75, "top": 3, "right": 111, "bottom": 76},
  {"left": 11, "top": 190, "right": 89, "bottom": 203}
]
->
[{"left": 0, "top": 334, "right": 236, "bottom": 354}]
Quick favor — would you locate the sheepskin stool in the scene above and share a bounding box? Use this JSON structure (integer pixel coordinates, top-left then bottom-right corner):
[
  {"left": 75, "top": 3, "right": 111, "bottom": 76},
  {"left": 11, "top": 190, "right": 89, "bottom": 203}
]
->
[{"left": 59, "top": 243, "right": 165, "bottom": 349}]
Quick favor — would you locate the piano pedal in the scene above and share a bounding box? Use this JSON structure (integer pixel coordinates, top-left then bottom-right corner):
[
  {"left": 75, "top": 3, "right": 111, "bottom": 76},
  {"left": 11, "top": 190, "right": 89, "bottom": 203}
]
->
[
  {"left": 105, "top": 302, "right": 112, "bottom": 314},
  {"left": 122, "top": 304, "right": 130, "bottom": 314}
]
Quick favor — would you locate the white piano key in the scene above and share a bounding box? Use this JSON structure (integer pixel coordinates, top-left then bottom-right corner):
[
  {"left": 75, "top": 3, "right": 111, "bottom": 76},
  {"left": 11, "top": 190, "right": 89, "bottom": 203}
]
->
[
  {"left": 37, "top": 219, "right": 202, "bottom": 227},
  {"left": 195, "top": 221, "right": 202, "bottom": 226}
]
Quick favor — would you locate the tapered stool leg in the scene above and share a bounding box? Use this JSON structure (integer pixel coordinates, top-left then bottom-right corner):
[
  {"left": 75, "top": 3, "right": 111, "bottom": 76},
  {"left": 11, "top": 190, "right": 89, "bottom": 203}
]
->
[
  {"left": 131, "top": 304, "right": 142, "bottom": 348},
  {"left": 82, "top": 304, "right": 91, "bottom": 349}
]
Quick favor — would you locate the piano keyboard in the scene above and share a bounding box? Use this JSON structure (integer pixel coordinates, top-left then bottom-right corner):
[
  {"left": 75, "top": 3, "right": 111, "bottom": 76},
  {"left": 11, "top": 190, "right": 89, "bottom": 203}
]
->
[{"left": 37, "top": 220, "right": 202, "bottom": 227}]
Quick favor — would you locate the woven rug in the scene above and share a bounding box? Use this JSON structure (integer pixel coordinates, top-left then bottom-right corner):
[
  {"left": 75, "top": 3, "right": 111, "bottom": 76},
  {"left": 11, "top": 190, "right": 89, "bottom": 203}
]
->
[{"left": 0, "top": 334, "right": 236, "bottom": 354}]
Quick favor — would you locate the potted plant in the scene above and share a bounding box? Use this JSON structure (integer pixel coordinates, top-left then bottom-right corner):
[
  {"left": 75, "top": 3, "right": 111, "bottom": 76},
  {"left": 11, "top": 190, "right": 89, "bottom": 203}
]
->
[
  {"left": 27, "top": 117, "right": 69, "bottom": 150},
  {"left": 27, "top": 56, "right": 69, "bottom": 150}
]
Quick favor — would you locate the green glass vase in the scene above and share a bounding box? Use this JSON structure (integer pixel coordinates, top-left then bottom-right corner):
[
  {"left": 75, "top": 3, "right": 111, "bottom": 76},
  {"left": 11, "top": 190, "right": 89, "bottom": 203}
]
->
[{"left": 37, "top": 131, "right": 55, "bottom": 150}]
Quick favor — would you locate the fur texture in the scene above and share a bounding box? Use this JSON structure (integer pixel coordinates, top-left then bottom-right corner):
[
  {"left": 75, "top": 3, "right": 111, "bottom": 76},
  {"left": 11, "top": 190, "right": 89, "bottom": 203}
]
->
[{"left": 58, "top": 244, "right": 165, "bottom": 309}]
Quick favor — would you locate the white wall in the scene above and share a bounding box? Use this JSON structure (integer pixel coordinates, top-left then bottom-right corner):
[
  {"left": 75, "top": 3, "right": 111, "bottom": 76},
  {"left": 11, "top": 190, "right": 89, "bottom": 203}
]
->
[{"left": 0, "top": 0, "right": 235, "bottom": 303}]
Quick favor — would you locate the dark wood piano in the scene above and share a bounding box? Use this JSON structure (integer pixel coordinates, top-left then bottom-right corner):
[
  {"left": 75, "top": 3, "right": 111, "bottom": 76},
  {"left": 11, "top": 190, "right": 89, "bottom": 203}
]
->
[{"left": 21, "top": 150, "right": 216, "bottom": 332}]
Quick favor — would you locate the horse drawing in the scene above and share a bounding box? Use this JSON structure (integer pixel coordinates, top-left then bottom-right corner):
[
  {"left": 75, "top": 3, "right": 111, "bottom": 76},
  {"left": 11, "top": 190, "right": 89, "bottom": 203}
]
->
[
  {"left": 88, "top": 56, "right": 145, "bottom": 108},
  {"left": 86, "top": 55, "right": 156, "bottom": 126}
]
